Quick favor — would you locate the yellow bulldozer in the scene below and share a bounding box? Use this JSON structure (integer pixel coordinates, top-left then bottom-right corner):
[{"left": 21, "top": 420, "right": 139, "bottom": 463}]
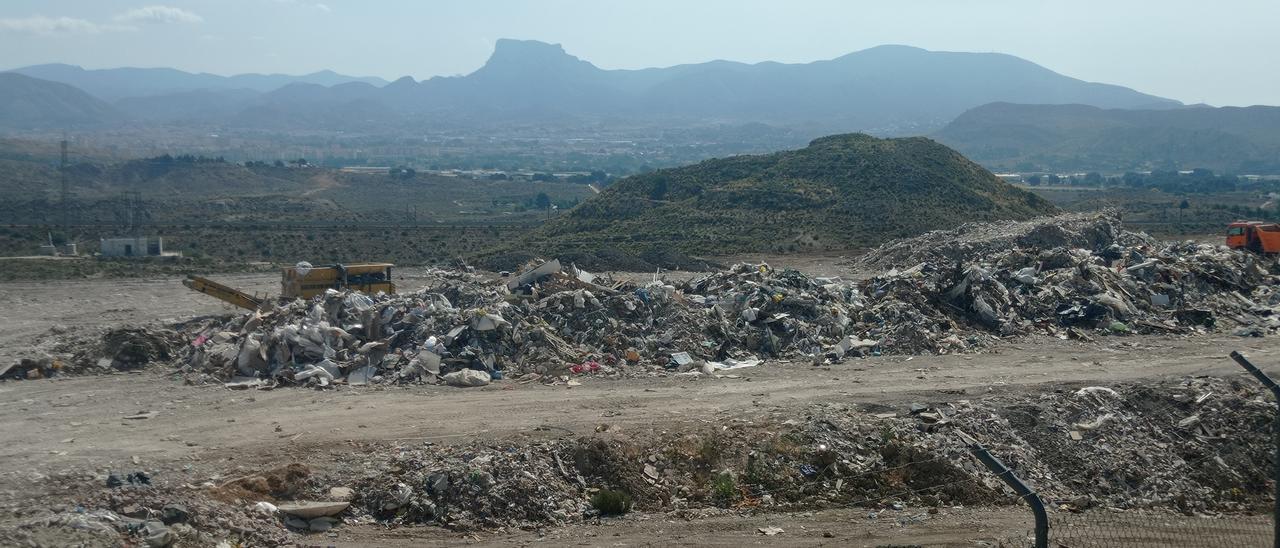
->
[{"left": 184, "top": 262, "right": 395, "bottom": 311}]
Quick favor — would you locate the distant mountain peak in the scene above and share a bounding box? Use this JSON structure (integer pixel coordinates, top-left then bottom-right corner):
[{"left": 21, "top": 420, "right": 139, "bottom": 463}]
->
[
  {"left": 859, "top": 44, "right": 927, "bottom": 53},
  {"left": 475, "top": 39, "right": 597, "bottom": 78},
  {"left": 492, "top": 38, "right": 570, "bottom": 58},
  {"left": 388, "top": 75, "right": 417, "bottom": 87}
]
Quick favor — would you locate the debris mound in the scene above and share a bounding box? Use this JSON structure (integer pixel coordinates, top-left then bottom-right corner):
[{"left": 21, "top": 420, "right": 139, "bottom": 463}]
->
[
  {"left": 847, "top": 211, "right": 1280, "bottom": 351},
  {"left": 96, "top": 327, "right": 185, "bottom": 370},
  {"left": 856, "top": 211, "right": 1147, "bottom": 271},
  {"left": 337, "top": 377, "right": 1269, "bottom": 530},
  {"left": 180, "top": 213, "right": 1280, "bottom": 387}
]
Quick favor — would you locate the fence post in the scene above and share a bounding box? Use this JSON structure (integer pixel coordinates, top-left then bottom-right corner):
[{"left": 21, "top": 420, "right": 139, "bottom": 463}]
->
[
  {"left": 1229, "top": 350, "right": 1280, "bottom": 548},
  {"left": 967, "top": 440, "right": 1049, "bottom": 548}
]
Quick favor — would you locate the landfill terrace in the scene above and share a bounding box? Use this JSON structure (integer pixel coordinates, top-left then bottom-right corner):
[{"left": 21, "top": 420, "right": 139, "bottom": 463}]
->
[{"left": 1, "top": 212, "right": 1279, "bottom": 546}]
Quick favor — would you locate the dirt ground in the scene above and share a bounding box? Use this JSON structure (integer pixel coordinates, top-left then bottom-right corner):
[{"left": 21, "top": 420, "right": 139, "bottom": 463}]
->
[{"left": 1, "top": 266, "right": 1278, "bottom": 546}]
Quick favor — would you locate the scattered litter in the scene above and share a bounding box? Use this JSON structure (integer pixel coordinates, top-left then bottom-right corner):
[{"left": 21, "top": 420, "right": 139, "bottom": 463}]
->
[{"left": 123, "top": 411, "right": 157, "bottom": 420}]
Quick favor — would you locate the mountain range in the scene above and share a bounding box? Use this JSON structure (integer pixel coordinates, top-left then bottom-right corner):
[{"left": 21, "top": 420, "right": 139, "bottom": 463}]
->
[
  {"left": 935, "top": 102, "right": 1280, "bottom": 173},
  {"left": 6, "top": 63, "right": 388, "bottom": 101},
  {"left": 2, "top": 39, "right": 1179, "bottom": 132}
]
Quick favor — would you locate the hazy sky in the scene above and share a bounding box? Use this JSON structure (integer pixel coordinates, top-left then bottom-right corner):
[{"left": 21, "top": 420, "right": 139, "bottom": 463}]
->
[{"left": 2, "top": 0, "right": 1276, "bottom": 106}]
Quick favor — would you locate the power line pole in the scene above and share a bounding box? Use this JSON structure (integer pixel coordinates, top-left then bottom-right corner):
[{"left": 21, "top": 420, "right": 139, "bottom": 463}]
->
[{"left": 60, "top": 138, "right": 69, "bottom": 229}]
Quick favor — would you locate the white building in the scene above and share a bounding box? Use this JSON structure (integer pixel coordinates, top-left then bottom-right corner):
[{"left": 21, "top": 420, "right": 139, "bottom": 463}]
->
[{"left": 100, "top": 237, "right": 164, "bottom": 257}]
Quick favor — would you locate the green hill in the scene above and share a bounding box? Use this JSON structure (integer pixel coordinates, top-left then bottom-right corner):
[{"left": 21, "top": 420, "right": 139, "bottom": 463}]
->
[{"left": 497, "top": 134, "right": 1057, "bottom": 265}]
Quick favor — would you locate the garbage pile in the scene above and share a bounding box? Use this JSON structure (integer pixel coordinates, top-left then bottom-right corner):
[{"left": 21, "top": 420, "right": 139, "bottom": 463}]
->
[
  {"left": 184, "top": 260, "right": 865, "bottom": 386},
  {"left": 180, "top": 212, "right": 1280, "bottom": 387},
  {"left": 94, "top": 327, "right": 185, "bottom": 371},
  {"left": 889, "top": 376, "right": 1275, "bottom": 513},
  {"left": 847, "top": 212, "right": 1280, "bottom": 352},
  {"left": 2, "top": 326, "right": 184, "bottom": 380},
  {"left": 856, "top": 211, "right": 1150, "bottom": 272},
  {"left": 349, "top": 440, "right": 590, "bottom": 530},
  {"left": 335, "top": 377, "right": 1271, "bottom": 531}
]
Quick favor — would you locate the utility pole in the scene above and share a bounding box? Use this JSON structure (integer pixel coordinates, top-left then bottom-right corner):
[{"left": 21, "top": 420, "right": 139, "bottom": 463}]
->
[{"left": 60, "top": 138, "right": 69, "bottom": 229}]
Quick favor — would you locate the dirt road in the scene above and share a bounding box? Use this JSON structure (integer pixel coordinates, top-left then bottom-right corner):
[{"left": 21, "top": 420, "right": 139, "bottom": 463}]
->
[{"left": 2, "top": 334, "right": 1268, "bottom": 475}]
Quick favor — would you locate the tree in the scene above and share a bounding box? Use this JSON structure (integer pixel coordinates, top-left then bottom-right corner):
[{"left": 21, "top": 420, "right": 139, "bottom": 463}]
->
[
  {"left": 1025, "top": 175, "right": 1041, "bottom": 186},
  {"left": 534, "top": 192, "right": 551, "bottom": 210},
  {"left": 1178, "top": 198, "right": 1190, "bottom": 223}
]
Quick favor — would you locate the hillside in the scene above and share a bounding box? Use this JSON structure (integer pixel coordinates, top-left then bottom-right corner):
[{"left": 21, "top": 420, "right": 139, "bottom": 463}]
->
[
  {"left": 0, "top": 73, "right": 121, "bottom": 130},
  {"left": 495, "top": 134, "right": 1057, "bottom": 266},
  {"left": 935, "top": 102, "right": 1280, "bottom": 173}
]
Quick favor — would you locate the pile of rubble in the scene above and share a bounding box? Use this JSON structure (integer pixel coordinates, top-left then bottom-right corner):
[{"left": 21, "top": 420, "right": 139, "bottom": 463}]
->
[
  {"left": 183, "top": 259, "right": 860, "bottom": 386},
  {"left": 848, "top": 212, "right": 1280, "bottom": 352},
  {"left": 334, "top": 376, "right": 1272, "bottom": 530},
  {"left": 3, "top": 326, "right": 184, "bottom": 380},
  {"left": 1, "top": 377, "right": 1269, "bottom": 542},
  {"left": 177, "top": 212, "right": 1280, "bottom": 388}
]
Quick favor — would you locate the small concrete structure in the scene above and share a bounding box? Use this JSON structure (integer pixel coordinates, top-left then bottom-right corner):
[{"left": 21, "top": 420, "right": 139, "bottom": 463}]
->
[{"left": 100, "top": 237, "right": 164, "bottom": 258}]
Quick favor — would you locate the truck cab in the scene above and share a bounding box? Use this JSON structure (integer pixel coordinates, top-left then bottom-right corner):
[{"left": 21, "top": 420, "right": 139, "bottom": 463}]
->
[{"left": 1227, "top": 221, "right": 1280, "bottom": 254}]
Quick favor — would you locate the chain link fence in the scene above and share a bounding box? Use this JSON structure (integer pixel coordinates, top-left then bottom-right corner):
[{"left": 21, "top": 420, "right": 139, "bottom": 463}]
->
[
  {"left": 1048, "top": 510, "right": 1271, "bottom": 547},
  {"left": 969, "top": 351, "right": 1277, "bottom": 547}
]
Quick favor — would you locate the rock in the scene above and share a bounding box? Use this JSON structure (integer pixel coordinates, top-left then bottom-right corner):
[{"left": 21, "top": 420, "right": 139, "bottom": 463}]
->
[
  {"left": 643, "top": 464, "right": 659, "bottom": 481},
  {"left": 329, "top": 487, "right": 355, "bottom": 501},
  {"left": 276, "top": 501, "right": 350, "bottom": 519},
  {"left": 161, "top": 504, "right": 189, "bottom": 524},
  {"left": 119, "top": 504, "right": 146, "bottom": 518},
  {"left": 142, "top": 521, "right": 175, "bottom": 547},
  {"left": 309, "top": 517, "right": 339, "bottom": 532},
  {"left": 251, "top": 501, "right": 278, "bottom": 515},
  {"left": 442, "top": 369, "right": 491, "bottom": 388}
]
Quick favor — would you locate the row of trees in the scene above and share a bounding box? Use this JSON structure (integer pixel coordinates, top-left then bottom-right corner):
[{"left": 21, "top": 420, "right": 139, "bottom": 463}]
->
[
  {"left": 244, "top": 158, "right": 311, "bottom": 168},
  {"left": 491, "top": 170, "right": 608, "bottom": 184},
  {"left": 1025, "top": 169, "right": 1260, "bottom": 194},
  {"left": 139, "top": 154, "right": 226, "bottom": 165}
]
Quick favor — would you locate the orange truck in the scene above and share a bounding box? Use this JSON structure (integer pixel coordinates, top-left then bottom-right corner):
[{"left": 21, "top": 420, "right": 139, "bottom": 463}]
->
[{"left": 1226, "top": 221, "right": 1280, "bottom": 253}]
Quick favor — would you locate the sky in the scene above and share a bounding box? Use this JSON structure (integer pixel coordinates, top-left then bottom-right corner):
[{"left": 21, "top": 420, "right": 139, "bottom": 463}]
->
[{"left": 1, "top": 0, "right": 1277, "bottom": 107}]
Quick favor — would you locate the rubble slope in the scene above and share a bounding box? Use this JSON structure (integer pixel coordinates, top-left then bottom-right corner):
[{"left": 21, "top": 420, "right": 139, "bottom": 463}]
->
[{"left": 135, "top": 212, "right": 1278, "bottom": 391}]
